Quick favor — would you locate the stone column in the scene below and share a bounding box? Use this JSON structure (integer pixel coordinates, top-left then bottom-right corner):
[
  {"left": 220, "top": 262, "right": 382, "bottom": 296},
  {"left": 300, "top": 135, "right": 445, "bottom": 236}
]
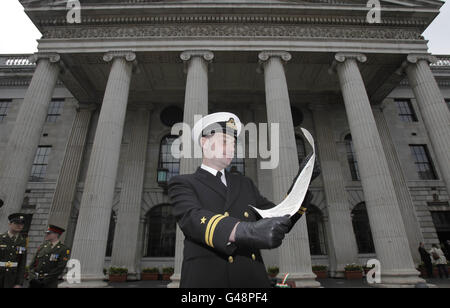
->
[
  {"left": 111, "top": 105, "right": 151, "bottom": 281},
  {"left": 309, "top": 103, "right": 359, "bottom": 277},
  {"left": 372, "top": 104, "right": 423, "bottom": 264},
  {"left": 67, "top": 51, "right": 136, "bottom": 287},
  {"left": 47, "top": 103, "right": 96, "bottom": 242},
  {"left": 0, "top": 53, "right": 61, "bottom": 229},
  {"left": 258, "top": 51, "right": 319, "bottom": 288},
  {"left": 404, "top": 55, "right": 450, "bottom": 195},
  {"left": 331, "top": 53, "right": 423, "bottom": 286},
  {"left": 169, "top": 51, "right": 213, "bottom": 288}
]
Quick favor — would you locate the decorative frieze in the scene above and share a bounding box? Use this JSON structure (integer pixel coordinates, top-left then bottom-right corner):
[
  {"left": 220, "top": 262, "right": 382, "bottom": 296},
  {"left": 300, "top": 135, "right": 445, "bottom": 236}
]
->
[{"left": 42, "top": 24, "right": 422, "bottom": 41}]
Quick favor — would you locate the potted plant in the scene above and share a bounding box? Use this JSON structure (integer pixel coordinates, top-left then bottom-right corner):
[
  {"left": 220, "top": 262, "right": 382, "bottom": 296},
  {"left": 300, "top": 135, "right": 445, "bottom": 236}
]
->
[
  {"left": 141, "top": 267, "right": 160, "bottom": 281},
  {"left": 344, "top": 264, "right": 363, "bottom": 280},
  {"left": 267, "top": 267, "right": 279, "bottom": 278},
  {"left": 312, "top": 265, "right": 328, "bottom": 279},
  {"left": 162, "top": 267, "right": 174, "bottom": 281},
  {"left": 108, "top": 267, "right": 128, "bottom": 283}
]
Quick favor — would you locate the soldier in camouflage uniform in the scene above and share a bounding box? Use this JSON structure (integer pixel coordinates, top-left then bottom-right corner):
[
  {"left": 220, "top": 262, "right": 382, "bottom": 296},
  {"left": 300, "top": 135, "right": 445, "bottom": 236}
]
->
[
  {"left": 29, "top": 225, "right": 70, "bottom": 288},
  {"left": 0, "top": 213, "right": 28, "bottom": 288}
]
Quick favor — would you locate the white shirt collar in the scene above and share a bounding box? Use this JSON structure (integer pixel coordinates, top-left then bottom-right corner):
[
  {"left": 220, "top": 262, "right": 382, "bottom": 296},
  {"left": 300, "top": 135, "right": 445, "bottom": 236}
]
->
[
  {"left": 200, "top": 164, "right": 227, "bottom": 186},
  {"left": 200, "top": 163, "right": 224, "bottom": 177}
]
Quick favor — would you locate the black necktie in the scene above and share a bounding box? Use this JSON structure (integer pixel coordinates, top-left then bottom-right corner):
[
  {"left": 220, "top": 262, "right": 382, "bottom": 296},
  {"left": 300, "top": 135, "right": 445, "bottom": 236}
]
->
[{"left": 216, "top": 171, "right": 226, "bottom": 188}]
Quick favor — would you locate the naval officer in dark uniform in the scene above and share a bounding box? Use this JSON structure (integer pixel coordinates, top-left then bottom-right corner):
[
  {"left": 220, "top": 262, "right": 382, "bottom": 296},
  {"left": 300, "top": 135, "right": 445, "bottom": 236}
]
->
[
  {"left": 168, "top": 112, "right": 314, "bottom": 288},
  {"left": 0, "top": 213, "right": 28, "bottom": 288},
  {"left": 29, "top": 225, "right": 70, "bottom": 288}
]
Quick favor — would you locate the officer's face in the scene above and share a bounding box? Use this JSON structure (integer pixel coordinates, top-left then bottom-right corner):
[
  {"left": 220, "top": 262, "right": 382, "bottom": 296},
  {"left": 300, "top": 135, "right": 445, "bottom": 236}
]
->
[
  {"left": 201, "top": 133, "right": 235, "bottom": 167},
  {"left": 45, "top": 232, "right": 59, "bottom": 241},
  {"left": 9, "top": 222, "right": 24, "bottom": 234}
]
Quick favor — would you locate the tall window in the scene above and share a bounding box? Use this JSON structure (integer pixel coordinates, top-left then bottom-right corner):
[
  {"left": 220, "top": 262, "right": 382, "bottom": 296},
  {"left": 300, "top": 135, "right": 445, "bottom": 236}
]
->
[
  {"left": 46, "top": 99, "right": 64, "bottom": 122},
  {"left": 145, "top": 204, "right": 176, "bottom": 257},
  {"left": 306, "top": 205, "right": 327, "bottom": 255},
  {"left": 351, "top": 202, "right": 375, "bottom": 254},
  {"left": 345, "top": 134, "right": 360, "bottom": 181},
  {"left": 158, "top": 135, "right": 180, "bottom": 181},
  {"left": 410, "top": 145, "right": 438, "bottom": 180},
  {"left": 30, "top": 146, "right": 52, "bottom": 182},
  {"left": 0, "top": 99, "right": 11, "bottom": 122},
  {"left": 105, "top": 211, "right": 116, "bottom": 257},
  {"left": 395, "top": 99, "right": 418, "bottom": 122}
]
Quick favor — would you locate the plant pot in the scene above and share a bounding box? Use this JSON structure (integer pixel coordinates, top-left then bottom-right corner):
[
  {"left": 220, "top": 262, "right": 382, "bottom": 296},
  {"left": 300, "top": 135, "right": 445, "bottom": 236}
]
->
[
  {"left": 268, "top": 273, "right": 278, "bottom": 278},
  {"left": 162, "top": 273, "right": 173, "bottom": 281},
  {"left": 109, "top": 274, "right": 127, "bottom": 283},
  {"left": 313, "top": 270, "right": 328, "bottom": 279},
  {"left": 344, "top": 270, "right": 363, "bottom": 280},
  {"left": 141, "top": 273, "right": 159, "bottom": 281}
]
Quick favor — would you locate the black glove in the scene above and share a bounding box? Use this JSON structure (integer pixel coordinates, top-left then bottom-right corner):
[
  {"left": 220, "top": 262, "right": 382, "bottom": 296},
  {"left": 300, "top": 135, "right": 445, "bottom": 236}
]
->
[{"left": 235, "top": 216, "right": 292, "bottom": 250}]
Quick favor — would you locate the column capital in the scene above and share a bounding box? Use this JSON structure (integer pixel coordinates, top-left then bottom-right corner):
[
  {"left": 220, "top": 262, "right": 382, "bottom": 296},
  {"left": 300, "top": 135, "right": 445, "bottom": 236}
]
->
[
  {"left": 406, "top": 54, "right": 437, "bottom": 65},
  {"left": 103, "top": 51, "right": 137, "bottom": 63},
  {"left": 257, "top": 51, "right": 291, "bottom": 73},
  {"left": 258, "top": 51, "right": 292, "bottom": 63},
  {"left": 180, "top": 50, "right": 214, "bottom": 63},
  {"left": 396, "top": 54, "right": 437, "bottom": 76},
  {"left": 28, "top": 52, "right": 61, "bottom": 64},
  {"left": 180, "top": 50, "right": 214, "bottom": 74},
  {"left": 329, "top": 53, "right": 367, "bottom": 74}
]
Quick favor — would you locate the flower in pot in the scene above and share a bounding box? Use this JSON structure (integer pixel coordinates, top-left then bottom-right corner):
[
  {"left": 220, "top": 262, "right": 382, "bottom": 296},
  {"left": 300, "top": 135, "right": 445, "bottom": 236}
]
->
[
  {"left": 162, "top": 267, "right": 174, "bottom": 281},
  {"left": 344, "top": 264, "right": 363, "bottom": 280},
  {"left": 141, "top": 267, "right": 160, "bottom": 281},
  {"left": 312, "top": 265, "right": 328, "bottom": 279},
  {"left": 267, "top": 267, "right": 279, "bottom": 278},
  {"left": 108, "top": 267, "right": 128, "bottom": 283}
]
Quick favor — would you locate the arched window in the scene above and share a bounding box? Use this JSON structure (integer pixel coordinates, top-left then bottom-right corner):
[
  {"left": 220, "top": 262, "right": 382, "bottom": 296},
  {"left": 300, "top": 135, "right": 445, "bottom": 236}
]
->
[
  {"left": 351, "top": 202, "right": 375, "bottom": 254},
  {"left": 105, "top": 211, "right": 116, "bottom": 257},
  {"left": 158, "top": 135, "right": 180, "bottom": 181},
  {"left": 144, "top": 204, "right": 176, "bottom": 257},
  {"left": 306, "top": 204, "right": 327, "bottom": 255},
  {"left": 345, "top": 134, "right": 360, "bottom": 181}
]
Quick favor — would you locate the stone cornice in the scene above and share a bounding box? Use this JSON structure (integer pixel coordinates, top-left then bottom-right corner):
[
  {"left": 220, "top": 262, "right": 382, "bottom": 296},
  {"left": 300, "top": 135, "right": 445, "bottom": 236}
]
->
[{"left": 34, "top": 14, "right": 431, "bottom": 28}]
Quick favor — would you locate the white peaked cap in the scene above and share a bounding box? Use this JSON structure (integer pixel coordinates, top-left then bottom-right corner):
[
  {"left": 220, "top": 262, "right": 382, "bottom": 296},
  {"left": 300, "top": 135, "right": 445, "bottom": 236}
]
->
[{"left": 192, "top": 112, "right": 242, "bottom": 146}]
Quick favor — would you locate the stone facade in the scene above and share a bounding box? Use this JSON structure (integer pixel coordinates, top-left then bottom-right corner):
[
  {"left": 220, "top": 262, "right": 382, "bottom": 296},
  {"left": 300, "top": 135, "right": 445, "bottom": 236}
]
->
[{"left": 0, "top": 0, "right": 449, "bottom": 287}]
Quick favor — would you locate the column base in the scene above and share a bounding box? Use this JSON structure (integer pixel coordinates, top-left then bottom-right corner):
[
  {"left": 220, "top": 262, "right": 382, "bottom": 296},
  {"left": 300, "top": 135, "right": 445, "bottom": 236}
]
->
[
  {"left": 369, "top": 269, "right": 425, "bottom": 288},
  {"left": 277, "top": 272, "right": 321, "bottom": 288},
  {"left": 127, "top": 272, "right": 139, "bottom": 281},
  {"left": 58, "top": 274, "right": 109, "bottom": 288},
  {"left": 167, "top": 273, "right": 180, "bottom": 288}
]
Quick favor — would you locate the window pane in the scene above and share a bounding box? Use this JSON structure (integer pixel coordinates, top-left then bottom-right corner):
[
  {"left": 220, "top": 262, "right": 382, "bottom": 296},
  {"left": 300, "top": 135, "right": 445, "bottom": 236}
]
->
[
  {"left": 396, "top": 99, "right": 417, "bottom": 122},
  {"left": 0, "top": 100, "right": 11, "bottom": 122},
  {"left": 145, "top": 205, "right": 176, "bottom": 257},
  {"left": 345, "top": 134, "right": 360, "bottom": 181},
  {"left": 30, "top": 146, "right": 52, "bottom": 182},
  {"left": 410, "top": 145, "right": 437, "bottom": 180},
  {"left": 351, "top": 203, "right": 375, "bottom": 254},
  {"left": 159, "top": 135, "right": 180, "bottom": 181}
]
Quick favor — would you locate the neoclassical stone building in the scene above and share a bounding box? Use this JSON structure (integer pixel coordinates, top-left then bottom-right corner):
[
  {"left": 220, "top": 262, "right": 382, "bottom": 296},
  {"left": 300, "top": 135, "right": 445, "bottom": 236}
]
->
[{"left": 0, "top": 0, "right": 449, "bottom": 287}]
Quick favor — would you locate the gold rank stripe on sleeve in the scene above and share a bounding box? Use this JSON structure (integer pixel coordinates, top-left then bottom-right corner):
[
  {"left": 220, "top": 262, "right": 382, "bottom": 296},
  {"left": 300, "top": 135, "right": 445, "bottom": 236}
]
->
[{"left": 204, "top": 214, "right": 226, "bottom": 248}]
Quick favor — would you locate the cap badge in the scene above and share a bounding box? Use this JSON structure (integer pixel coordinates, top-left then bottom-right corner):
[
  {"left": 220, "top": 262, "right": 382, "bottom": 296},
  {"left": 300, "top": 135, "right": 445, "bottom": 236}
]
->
[{"left": 226, "top": 118, "right": 237, "bottom": 130}]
